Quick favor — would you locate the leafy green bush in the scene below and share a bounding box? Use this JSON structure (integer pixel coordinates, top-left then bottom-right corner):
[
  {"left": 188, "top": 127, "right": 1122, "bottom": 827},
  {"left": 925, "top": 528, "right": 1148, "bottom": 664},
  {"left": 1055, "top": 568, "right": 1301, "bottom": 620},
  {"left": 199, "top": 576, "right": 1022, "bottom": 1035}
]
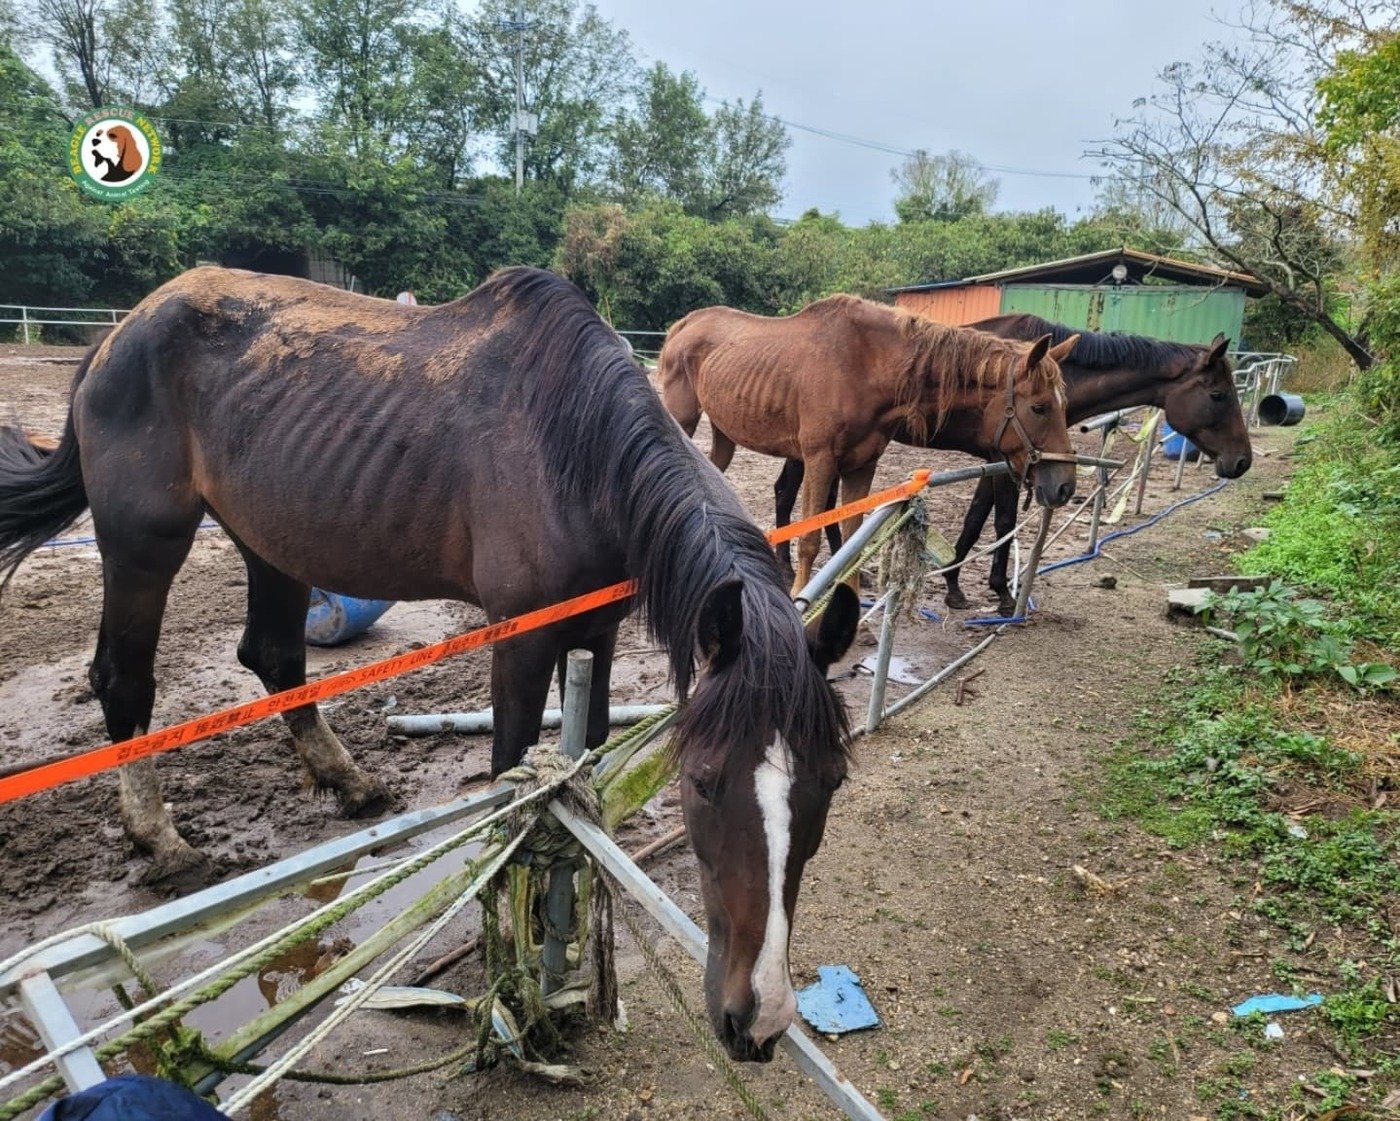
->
[
  {"left": 1236, "top": 399, "right": 1400, "bottom": 646},
  {"left": 1199, "top": 581, "right": 1396, "bottom": 689}
]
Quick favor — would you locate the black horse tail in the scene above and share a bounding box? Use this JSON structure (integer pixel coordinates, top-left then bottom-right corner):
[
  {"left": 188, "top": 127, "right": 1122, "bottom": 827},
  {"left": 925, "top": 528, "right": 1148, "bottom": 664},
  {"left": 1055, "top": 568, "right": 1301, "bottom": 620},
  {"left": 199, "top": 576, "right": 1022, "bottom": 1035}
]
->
[{"left": 0, "top": 354, "right": 93, "bottom": 593}]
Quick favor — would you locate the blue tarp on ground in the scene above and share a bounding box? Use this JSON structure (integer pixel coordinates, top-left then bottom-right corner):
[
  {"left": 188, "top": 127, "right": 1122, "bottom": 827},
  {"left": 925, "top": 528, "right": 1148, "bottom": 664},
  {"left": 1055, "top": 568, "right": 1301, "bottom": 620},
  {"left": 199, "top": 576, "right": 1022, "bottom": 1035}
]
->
[{"left": 795, "top": 964, "right": 881, "bottom": 1035}]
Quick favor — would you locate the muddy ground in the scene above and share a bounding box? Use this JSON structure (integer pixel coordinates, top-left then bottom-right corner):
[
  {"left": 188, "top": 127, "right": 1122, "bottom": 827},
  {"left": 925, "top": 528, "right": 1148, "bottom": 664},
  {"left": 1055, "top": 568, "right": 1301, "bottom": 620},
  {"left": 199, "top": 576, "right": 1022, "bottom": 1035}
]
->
[{"left": 0, "top": 349, "right": 1310, "bottom": 1120}]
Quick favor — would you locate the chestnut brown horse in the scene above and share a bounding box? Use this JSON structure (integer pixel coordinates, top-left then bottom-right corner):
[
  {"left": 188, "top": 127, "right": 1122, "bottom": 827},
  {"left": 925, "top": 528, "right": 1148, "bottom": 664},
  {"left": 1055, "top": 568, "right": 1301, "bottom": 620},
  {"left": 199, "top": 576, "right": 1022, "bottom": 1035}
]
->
[
  {"left": 0, "top": 268, "right": 862, "bottom": 1062},
  {"left": 657, "top": 296, "right": 1080, "bottom": 594},
  {"left": 771, "top": 314, "right": 1253, "bottom": 613}
]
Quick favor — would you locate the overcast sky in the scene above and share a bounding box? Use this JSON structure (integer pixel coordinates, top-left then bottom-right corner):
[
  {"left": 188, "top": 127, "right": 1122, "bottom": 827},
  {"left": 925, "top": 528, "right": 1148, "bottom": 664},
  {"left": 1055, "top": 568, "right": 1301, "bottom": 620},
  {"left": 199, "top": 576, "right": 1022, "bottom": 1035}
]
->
[{"left": 592, "top": 0, "right": 1244, "bottom": 224}]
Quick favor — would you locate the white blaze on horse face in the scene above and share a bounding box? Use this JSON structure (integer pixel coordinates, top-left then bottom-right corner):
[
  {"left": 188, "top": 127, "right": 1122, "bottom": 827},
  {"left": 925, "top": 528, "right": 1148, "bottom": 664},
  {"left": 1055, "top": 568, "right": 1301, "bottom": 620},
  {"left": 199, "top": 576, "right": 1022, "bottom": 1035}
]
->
[{"left": 748, "top": 735, "right": 797, "bottom": 1045}]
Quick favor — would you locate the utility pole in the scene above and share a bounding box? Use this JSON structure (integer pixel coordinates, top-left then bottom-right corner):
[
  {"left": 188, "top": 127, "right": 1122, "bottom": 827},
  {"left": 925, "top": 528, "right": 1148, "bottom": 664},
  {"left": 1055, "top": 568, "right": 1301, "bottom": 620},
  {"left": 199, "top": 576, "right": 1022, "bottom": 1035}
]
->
[{"left": 504, "top": 0, "right": 531, "bottom": 194}]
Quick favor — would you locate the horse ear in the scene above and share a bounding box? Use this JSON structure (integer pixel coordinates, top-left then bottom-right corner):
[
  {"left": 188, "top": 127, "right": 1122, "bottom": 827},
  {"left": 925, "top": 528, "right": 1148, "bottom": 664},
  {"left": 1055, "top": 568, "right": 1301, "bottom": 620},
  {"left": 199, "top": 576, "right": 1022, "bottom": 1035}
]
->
[
  {"left": 1206, "top": 334, "right": 1230, "bottom": 364},
  {"left": 696, "top": 578, "right": 744, "bottom": 671},
  {"left": 806, "top": 584, "right": 859, "bottom": 672},
  {"left": 1048, "top": 333, "right": 1079, "bottom": 363},
  {"left": 1026, "top": 334, "right": 1051, "bottom": 370}
]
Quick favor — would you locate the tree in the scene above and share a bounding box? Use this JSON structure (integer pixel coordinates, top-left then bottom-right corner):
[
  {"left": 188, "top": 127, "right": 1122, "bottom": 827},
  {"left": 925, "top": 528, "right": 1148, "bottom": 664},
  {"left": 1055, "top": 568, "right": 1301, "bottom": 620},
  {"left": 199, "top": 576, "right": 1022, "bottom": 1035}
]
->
[
  {"left": 401, "top": 19, "right": 478, "bottom": 187},
  {"left": 295, "top": 0, "right": 426, "bottom": 153},
  {"left": 225, "top": 0, "right": 298, "bottom": 130},
  {"left": 462, "top": 0, "right": 636, "bottom": 188},
  {"left": 698, "top": 93, "right": 788, "bottom": 220},
  {"left": 29, "top": 0, "right": 163, "bottom": 109},
  {"left": 0, "top": 42, "right": 106, "bottom": 304},
  {"left": 891, "top": 149, "right": 999, "bottom": 223},
  {"left": 1093, "top": 0, "right": 1391, "bottom": 369},
  {"left": 1317, "top": 26, "right": 1400, "bottom": 276},
  {"left": 610, "top": 62, "right": 708, "bottom": 206}
]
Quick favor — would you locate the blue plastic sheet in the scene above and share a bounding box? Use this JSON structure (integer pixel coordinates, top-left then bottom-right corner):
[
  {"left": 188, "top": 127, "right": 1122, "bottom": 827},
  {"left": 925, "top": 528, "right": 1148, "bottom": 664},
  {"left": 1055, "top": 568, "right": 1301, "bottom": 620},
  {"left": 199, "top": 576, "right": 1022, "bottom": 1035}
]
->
[
  {"left": 39, "top": 1075, "right": 226, "bottom": 1120},
  {"left": 795, "top": 965, "right": 880, "bottom": 1035},
  {"left": 1230, "top": 993, "right": 1323, "bottom": 1017}
]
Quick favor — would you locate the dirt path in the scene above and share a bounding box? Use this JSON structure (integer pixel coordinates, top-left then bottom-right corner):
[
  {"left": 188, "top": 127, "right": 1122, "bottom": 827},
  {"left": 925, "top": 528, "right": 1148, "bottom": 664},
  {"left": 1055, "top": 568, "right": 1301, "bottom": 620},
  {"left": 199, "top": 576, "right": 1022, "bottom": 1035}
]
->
[{"left": 0, "top": 350, "right": 1307, "bottom": 1120}]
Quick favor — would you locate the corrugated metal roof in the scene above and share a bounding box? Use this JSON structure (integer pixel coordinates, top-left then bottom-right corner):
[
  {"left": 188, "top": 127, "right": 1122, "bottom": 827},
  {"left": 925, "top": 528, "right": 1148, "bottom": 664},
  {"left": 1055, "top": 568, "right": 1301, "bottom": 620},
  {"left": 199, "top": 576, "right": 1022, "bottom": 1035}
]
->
[{"left": 888, "top": 246, "right": 1268, "bottom": 298}]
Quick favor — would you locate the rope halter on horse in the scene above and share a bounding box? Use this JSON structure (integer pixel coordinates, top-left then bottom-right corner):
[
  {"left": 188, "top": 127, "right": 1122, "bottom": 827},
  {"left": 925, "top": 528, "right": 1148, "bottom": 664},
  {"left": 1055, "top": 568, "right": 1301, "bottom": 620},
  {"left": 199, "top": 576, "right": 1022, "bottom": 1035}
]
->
[{"left": 990, "top": 350, "right": 1078, "bottom": 509}]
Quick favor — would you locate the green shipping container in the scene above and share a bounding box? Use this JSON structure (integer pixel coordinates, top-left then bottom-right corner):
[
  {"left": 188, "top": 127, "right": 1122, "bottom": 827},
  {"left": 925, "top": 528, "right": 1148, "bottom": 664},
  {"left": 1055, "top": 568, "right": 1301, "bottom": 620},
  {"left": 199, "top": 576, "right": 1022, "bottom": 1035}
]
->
[{"left": 998, "top": 284, "right": 1246, "bottom": 346}]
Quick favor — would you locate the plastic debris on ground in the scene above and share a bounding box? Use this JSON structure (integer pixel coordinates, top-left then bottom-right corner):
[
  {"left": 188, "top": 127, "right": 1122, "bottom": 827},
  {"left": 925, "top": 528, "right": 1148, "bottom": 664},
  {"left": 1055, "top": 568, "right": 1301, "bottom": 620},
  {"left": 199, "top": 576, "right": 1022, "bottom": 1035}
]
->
[
  {"left": 795, "top": 965, "right": 880, "bottom": 1035},
  {"left": 336, "top": 979, "right": 468, "bottom": 1011},
  {"left": 1263, "top": 1021, "right": 1285, "bottom": 1041},
  {"left": 1230, "top": 993, "right": 1323, "bottom": 1017}
]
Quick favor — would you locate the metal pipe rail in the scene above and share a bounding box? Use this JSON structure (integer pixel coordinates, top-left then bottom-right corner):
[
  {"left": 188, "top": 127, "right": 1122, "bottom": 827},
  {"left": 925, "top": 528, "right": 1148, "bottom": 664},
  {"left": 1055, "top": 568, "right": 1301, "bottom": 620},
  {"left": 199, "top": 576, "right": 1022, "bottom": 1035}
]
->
[
  {"left": 388, "top": 704, "right": 668, "bottom": 737},
  {"left": 0, "top": 306, "right": 129, "bottom": 345}
]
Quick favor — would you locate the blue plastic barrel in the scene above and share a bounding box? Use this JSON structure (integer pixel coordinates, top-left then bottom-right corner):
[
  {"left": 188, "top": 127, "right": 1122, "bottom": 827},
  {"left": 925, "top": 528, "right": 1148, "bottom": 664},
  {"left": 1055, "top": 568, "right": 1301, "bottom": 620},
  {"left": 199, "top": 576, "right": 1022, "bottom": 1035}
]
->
[
  {"left": 1258, "top": 393, "right": 1306, "bottom": 426},
  {"left": 1160, "top": 421, "right": 1200, "bottom": 462},
  {"left": 305, "top": 588, "right": 395, "bottom": 647}
]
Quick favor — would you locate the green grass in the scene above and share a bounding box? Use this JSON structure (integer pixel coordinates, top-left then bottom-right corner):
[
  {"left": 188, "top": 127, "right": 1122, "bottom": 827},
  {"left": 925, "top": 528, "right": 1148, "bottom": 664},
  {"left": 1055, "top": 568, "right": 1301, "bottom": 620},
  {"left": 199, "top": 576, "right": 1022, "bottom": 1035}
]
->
[
  {"left": 1237, "top": 399, "right": 1400, "bottom": 646},
  {"left": 1101, "top": 653, "right": 1397, "bottom": 1111}
]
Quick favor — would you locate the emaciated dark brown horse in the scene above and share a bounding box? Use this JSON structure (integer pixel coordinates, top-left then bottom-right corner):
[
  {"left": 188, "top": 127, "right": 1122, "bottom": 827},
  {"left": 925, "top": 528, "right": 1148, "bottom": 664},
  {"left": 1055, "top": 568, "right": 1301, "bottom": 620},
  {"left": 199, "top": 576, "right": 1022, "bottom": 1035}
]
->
[
  {"left": 0, "top": 267, "right": 858, "bottom": 1061},
  {"left": 657, "top": 296, "right": 1080, "bottom": 595},
  {"left": 772, "top": 314, "right": 1254, "bottom": 613}
]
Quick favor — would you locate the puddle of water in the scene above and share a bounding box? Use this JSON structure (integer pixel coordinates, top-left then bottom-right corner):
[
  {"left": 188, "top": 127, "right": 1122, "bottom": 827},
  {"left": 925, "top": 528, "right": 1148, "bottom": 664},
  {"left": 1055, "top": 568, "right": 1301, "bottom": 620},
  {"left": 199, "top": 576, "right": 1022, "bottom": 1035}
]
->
[{"left": 11, "top": 819, "right": 486, "bottom": 1113}]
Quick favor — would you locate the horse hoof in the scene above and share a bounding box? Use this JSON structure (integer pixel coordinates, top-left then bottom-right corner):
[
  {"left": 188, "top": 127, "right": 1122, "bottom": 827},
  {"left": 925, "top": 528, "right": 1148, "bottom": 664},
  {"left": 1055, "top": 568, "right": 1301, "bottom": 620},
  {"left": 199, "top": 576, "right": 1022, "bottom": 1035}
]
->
[
  {"left": 142, "top": 841, "right": 211, "bottom": 889},
  {"left": 944, "top": 589, "right": 969, "bottom": 610},
  {"left": 338, "top": 777, "right": 392, "bottom": 819},
  {"left": 997, "top": 597, "right": 1017, "bottom": 618}
]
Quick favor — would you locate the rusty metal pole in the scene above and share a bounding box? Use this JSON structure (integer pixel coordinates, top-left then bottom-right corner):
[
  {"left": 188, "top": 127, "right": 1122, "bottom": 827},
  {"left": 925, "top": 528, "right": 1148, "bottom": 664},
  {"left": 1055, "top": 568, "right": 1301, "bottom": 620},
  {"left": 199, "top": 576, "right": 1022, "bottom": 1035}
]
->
[{"left": 541, "top": 649, "right": 592, "bottom": 994}]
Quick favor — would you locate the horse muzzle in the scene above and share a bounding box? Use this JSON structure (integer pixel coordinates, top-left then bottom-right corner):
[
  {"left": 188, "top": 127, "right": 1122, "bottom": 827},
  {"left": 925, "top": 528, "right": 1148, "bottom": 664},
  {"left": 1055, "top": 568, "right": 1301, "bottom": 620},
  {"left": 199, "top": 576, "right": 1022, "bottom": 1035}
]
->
[
  {"left": 1033, "top": 461, "right": 1077, "bottom": 508},
  {"left": 720, "top": 1009, "right": 781, "bottom": 1062},
  {"left": 1215, "top": 449, "right": 1252, "bottom": 479}
]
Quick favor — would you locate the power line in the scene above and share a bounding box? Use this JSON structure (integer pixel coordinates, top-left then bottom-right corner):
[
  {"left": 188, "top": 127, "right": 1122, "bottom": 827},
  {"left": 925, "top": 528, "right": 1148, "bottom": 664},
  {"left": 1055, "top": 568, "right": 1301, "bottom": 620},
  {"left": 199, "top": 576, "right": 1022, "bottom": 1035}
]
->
[{"left": 701, "top": 94, "right": 1099, "bottom": 181}]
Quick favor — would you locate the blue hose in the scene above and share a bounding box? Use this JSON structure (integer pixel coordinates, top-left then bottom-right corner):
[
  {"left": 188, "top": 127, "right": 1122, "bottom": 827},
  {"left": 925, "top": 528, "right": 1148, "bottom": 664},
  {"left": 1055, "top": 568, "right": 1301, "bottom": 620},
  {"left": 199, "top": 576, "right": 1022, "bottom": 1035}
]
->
[
  {"left": 959, "top": 479, "right": 1230, "bottom": 625},
  {"left": 41, "top": 520, "right": 220, "bottom": 549},
  {"left": 1035, "top": 480, "right": 1229, "bottom": 577}
]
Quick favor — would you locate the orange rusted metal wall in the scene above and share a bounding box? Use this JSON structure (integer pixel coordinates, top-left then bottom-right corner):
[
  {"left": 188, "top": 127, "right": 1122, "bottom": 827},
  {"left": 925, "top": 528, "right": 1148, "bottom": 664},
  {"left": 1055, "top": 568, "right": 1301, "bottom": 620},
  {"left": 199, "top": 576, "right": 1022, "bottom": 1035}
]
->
[{"left": 892, "top": 285, "right": 1002, "bottom": 326}]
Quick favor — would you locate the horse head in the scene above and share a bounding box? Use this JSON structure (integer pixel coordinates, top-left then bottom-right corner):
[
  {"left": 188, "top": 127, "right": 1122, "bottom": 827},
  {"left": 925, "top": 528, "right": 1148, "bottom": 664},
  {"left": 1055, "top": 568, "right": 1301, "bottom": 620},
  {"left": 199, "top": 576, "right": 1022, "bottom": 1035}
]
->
[
  {"left": 676, "top": 580, "right": 859, "bottom": 1061},
  {"left": 989, "top": 333, "right": 1079, "bottom": 508},
  {"left": 1162, "top": 334, "right": 1252, "bottom": 478}
]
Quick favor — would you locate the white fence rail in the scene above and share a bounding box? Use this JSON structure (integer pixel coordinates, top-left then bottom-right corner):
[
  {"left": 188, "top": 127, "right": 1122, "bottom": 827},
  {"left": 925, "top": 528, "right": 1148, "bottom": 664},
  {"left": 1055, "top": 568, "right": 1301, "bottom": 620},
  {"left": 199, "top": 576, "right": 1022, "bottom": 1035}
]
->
[
  {"left": 0, "top": 306, "right": 131, "bottom": 345},
  {"left": 1, "top": 304, "right": 670, "bottom": 355}
]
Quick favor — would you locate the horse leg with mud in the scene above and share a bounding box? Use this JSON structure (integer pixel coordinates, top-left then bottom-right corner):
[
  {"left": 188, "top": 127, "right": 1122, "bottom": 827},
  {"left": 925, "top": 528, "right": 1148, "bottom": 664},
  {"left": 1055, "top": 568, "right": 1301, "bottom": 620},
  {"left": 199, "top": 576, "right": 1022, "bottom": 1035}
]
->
[
  {"left": 945, "top": 474, "right": 998, "bottom": 611},
  {"left": 233, "top": 547, "right": 388, "bottom": 814},
  {"left": 88, "top": 519, "right": 208, "bottom": 883}
]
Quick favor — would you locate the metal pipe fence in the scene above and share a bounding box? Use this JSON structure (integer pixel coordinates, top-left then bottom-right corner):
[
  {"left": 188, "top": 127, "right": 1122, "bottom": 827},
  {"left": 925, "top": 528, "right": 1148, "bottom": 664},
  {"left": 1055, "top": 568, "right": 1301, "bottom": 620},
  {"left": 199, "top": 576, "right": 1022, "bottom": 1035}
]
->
[{"left": 0, "top": 306, "right": 130, "bottom": 345}]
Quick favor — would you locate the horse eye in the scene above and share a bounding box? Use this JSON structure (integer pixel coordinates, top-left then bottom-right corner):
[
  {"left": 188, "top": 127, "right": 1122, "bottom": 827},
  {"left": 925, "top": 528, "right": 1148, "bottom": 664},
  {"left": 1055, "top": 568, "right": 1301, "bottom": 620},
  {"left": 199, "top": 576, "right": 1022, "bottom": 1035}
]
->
[
  {"left": 1030, "top": 403, "right": 1048, "bottom": 416},
  {"left": 1210, "top": 391, "right": 1229, "bottom": 402},
  {"left": 689, "top": 774, "right": 718, "bottom": 804}
]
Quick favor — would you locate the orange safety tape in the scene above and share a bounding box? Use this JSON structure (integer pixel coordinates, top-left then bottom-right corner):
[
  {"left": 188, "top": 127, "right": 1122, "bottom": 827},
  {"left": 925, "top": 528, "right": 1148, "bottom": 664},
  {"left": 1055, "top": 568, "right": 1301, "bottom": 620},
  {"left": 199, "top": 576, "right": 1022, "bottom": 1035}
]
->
[{"left": 0, "top": 471, "right": 930, "bottom": 804}]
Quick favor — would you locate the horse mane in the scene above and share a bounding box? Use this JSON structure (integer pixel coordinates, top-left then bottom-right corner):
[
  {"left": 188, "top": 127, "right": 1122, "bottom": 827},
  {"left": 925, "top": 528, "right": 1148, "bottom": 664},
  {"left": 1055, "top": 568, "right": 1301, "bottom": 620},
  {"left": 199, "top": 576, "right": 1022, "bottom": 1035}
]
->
[
  {"left": 995, "top": 313, "right": 1209, "bottom": 374},
  {"left": 481, "top": 267, "right": 850, "bottom": 779}
]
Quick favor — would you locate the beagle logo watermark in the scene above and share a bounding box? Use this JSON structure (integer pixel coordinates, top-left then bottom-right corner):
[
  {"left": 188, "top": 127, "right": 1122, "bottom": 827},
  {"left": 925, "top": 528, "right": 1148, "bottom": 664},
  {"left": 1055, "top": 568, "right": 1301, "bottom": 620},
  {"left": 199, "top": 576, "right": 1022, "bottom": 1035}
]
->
[{"left": 69, "top": 107, "right": 161, "bottom": 202}]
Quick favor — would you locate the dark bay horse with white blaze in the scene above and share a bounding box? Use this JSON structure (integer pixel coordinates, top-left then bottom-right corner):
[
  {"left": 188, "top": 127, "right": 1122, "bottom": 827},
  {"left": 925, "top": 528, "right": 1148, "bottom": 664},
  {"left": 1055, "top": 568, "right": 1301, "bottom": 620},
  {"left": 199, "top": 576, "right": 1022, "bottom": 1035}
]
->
[
  {"left": 657, "top": 296, "right": 1081, "bottom": 594},
  {"left": 0, "top": 266, "right": 859, "bottom": 1061},
  {"left": 771, "top": 314, "right": 1254, "bottom": 613}
]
